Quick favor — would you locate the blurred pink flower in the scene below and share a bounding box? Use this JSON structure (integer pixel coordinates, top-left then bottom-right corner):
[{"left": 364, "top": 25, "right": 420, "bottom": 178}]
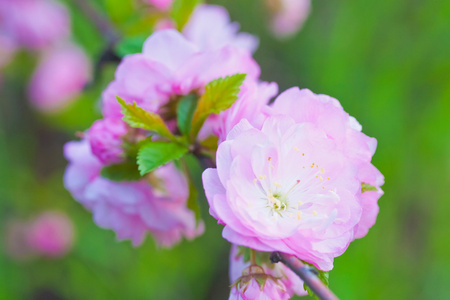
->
[
  {"left": 88, "top": 118, "right": 128, "bottom": 165},
  {"left": 0, "top": 32, "right": 16, "bottom": 68},
  {"left": 147, "top": 0, "right": 173, "bottom": 11},
  {"left": 268, "top": 0, "right": 311, "bottom": 38},
  {"left": 183, "top": 5, "right": 259, "bottom": 53},
  {"left": 0, "top": 0, "right": 69, "bottom": 49},
  {"left": 28, "top": 43, "right": 91, "bottom": 113},
  {"left": 203, "top": 88, "right": 384, "bottom": 271},
  {"left": 101, "top": 29, "right": 259, "bottom": 125},
  {"left": 26, "top": 211, "right": 74, "bottom": 257},
  {"left": 229, "top": 245, "right": 307, "bottom": 297},
  {"left": 64, "top": 139, "right": 204, "bottom": 247}
]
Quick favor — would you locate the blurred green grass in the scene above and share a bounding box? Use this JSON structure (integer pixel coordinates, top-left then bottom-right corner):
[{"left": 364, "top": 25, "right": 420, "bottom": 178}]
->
[{"left": 1, "top": 0, "right": 449, "bottom": 299}]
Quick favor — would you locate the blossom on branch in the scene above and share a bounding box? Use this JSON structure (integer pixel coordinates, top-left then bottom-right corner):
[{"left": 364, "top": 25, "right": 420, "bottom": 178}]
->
[{"left": 203, "top": 88, "right": 384, "bottom": 271}]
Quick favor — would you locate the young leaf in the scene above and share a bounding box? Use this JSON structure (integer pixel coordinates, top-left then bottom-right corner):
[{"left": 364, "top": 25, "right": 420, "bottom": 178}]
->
[
  {"left": 137, "top": 141, "right": 188, "bottom": 175},
  {"left": 117, "top": 96, "right": 175, "bottom": 140},
  {"left": 177, "top": 94, "right": 198, "bottom": 136},
  {"left": 361, "top": 182, "right": 378, "bottom": 193},
  {"left": 100, "top": 160, "right": 141, "bottom": 181},
  {"left": 170, "top": 0, "right": 203, "bottom": 30},
  {"left": 190, "top": 73, "right": 246, "bottom": 139}
]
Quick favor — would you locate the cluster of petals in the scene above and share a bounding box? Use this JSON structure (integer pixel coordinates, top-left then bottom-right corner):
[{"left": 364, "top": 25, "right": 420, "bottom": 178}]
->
[
  {"left": 147, "top": 0, "right": 173, "bottom": 11},
  {"left": 0, "top": 0, "right": 69, "bottom": 49},
  {"left": 203, "top": 88, "right": 384, "bottom": 271},
  {"left": 267, "top": 0, "right": 311, "bottom": 37},
  {"left": 28, "top": 43, "right": 91, "bottom": 113},
  {"left": 64, "top": 139, "right": 204, "bottom": 247},
  {"left": 88, "top": 117, "right": 128, "bottom": 165},
  {"left": 229, "top": 245, "right": 307, "bottom": 298},
  {"left": 101, "top": 28, "right": 259, "bottom": 120}
]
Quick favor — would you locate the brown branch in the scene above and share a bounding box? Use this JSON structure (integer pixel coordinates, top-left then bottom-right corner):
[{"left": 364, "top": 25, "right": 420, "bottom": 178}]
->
[{"left": 270, "top": 252, "right": 339, "bottom": 300}]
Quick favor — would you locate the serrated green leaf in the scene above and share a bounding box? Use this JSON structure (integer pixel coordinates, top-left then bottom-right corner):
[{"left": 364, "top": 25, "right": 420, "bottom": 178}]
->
[
  {"left": 114, "top": 35, "right": 147, "bottom": 57},
  {"left": 190, "top": 74, "right": 246, "bottom": 140},
  {"left": 117, "top": 96, "right": 175, "bottom": 140},
  {"left": 177, "top": 94, "right": 198, "bottom": 136},
  {"left": 137, "top": 141, "right": 188, "bottom": 175},
  {"left": 170, "top": 0, "right": 203, "bottom": 30},
  {"left": 361, "top": 182, "right": 378, "bottom": 193},
  {"left": 100, "top": 160, "right": 141, "bottom": 181}
]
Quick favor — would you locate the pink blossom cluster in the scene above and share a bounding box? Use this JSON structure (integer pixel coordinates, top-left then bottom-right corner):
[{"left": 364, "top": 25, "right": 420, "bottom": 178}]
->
[
  {"left": 60, "top": 3, "right": 384, "bottom": 298},
  {"left": 0, "top": 0, "right": 90, "bottom": 112},
  {"left": 64, "top": 5, "right": 261, "bottom": 247}
]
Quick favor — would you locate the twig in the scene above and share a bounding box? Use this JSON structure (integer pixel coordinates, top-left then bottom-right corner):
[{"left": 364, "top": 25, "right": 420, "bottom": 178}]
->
[
  {"left": 270, "top": 252, "right": 339, "bottom": 300},
  {"left": 73, "top": 0, "right": 120, "bottom": 44}
]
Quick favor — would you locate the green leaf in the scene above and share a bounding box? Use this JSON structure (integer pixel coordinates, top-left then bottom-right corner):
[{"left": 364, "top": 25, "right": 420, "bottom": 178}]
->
[
  {"left": 100, "top": 160, "right": 141, "bottom": 181},
  {"left": 117, "top": 96, "right": 175, "bottom": 140},
  {"left": 170, "top": 0, "right": 203, "bottom": 30},
  {"left": 302, "top": 261, "right": 330, "bottom": 299},
  {"left": 190, "top": 74, "right": 246, "bottom": 139},
  {"left": 114, "top": 35, "right": 147, "bottom": 57},
  {"left": 137, "top": 141, "right": 188, "bottom": 175},
  {"left": 186, "top": 179, "right": 201, "bottom": 222},
  {"left": 361, "top": 182, "right": 378, "bottom": 193},
  {"left": 177, "top": 94, "right": 198, "bottom": 136}
]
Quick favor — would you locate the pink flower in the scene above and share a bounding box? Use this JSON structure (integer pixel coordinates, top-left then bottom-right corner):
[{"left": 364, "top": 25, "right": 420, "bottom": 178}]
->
[
  {"left": 147, "top": 0, "right": 173, "bottom": 11},
  {"left": 203, "top": 88, "right": 384, "bottom": 271},
  {"left": 101, "top": 29, "right": 259, "bottom": 120},
  {"left": 64, "top": 139, "right": 204, "bottom": 247},
  {"left": 267, "top": 0, "right": 311, "bottom": 38},
  {"left": 230, "top": 272, "right": 290, "bottom": 300},
  {"left": 26, "top": 211, "right": 75, "bottom": 257},
  {"left": 28, "top": 43, "right": 91, "bottom": 113},
  {"left": 88, "top": 118, "right": 128, "bottom": 165},
  {"left": 183, "top": 5, "right": 259, "bottom": 53},
  {"left": 229, "top": 245, "right": 307, "bottom": 297},
  {"left": 0, "top": 0, "right": 69, "bottom": 49},
  {"left": 269, "top": 88, "right": 384, "bottom": 239}
]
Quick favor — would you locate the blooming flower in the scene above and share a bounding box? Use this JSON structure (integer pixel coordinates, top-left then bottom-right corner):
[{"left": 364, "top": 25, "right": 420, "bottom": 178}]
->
[
  {"left": 26, "top": 211, "right": 75, "bottom": 257},
  {"left": 229, "top": 245, "right": 307, "bottom": 297},
  {"left": 0, "top": 0, "right": 69, "bottom": 49},
  {"left": 203, "top": 88, "right": 384, "bottom": 271},
  {"left": 266, "top": 0, "right": 311, "bottom": 38},
  {"left": 28, "top": 43, "right": 91, "bottom": 113},
  {"left": 101, "top": 29, "right": 259, "bottom": 121},
  {"left": 64, "top": 139, "right": 204, "bottom": 247},
  {"left": 183, "top": 5, "right": 259, "bottom": 53},
  {"left": 88, "top": 118, "right": 128, "bottom": 165}
]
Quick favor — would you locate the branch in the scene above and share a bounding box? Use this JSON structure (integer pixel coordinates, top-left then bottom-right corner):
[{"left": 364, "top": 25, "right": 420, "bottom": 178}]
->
[
  {"left": 72, "top": 0, "right": 120, "bottom": 44},
  {"left": 270, "top": 252, "right": 339, "bottom": 300}
]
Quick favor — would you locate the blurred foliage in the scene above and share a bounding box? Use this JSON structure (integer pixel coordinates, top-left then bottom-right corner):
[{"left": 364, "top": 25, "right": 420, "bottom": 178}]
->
[{"left": 1, "top": 0, "right": 449, "bottom": 299}]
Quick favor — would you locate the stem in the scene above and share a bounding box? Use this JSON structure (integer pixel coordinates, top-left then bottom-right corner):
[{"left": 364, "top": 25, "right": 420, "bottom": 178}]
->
[
  {"left": 249, "top": 249, "right": 257, "bottom": 266},
  {"left": 270, "top": 252, "right": 339, "bottom": 300},
  {"left": 72, "top": 0, "right": 120, "bottom": 44}
]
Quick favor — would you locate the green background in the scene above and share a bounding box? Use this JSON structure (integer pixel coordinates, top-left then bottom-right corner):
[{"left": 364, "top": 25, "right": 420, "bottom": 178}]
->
[{"left": 1, "top": 0, "right": 449, "bottom": 299}]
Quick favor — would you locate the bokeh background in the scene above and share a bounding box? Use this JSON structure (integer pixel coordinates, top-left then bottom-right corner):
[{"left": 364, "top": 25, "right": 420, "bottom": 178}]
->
[{"left": 1, "top": 0, "right": 449, "bottom": 299}]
